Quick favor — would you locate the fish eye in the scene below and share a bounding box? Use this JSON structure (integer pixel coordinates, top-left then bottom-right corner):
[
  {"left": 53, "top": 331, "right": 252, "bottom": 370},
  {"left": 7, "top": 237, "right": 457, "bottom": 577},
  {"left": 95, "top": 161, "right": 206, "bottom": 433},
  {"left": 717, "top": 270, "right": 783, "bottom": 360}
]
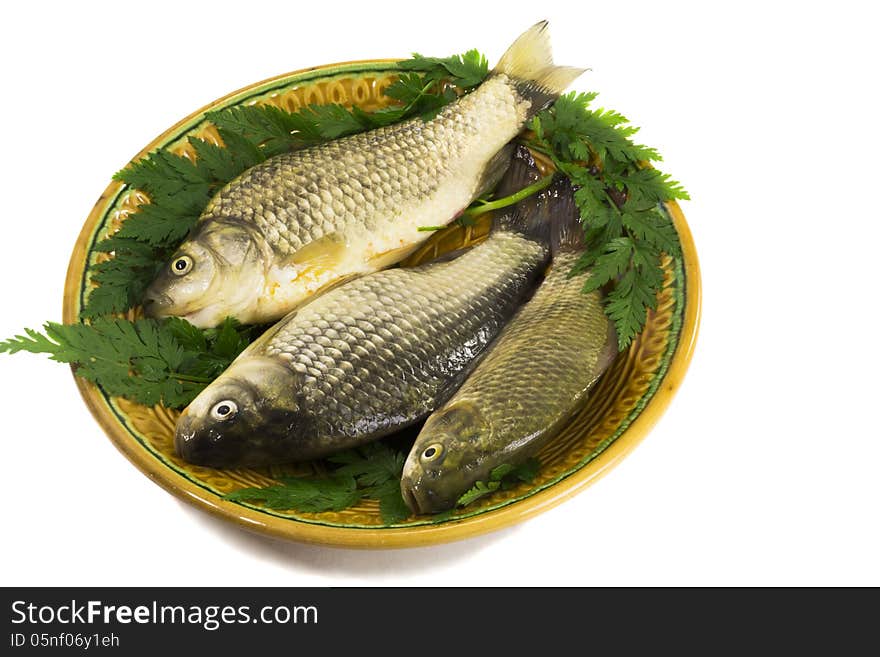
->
[
  {"left": 171, "top": 255, "right": 193, "bottom": 276},
  {"left": 210, "top": 400, "right": 238, "bottom": 421},
  {"left": 421, "top": 444, "right": 444, "bottom": 462}
]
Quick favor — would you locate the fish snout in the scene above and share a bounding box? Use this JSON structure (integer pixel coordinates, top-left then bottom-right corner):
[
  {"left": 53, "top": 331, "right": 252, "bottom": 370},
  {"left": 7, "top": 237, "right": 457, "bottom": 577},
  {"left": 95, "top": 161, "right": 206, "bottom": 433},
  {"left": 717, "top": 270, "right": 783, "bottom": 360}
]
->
[
  {"left": 174, "top": 410, "right": 250, "bottom": 467},
  {"left": 141, "top": 290, "right": 174, "bottom": 317},
  {"left": 174, "top": 413, "right": 224, "bottom": 466},
  {"left": 400, "top": 478, "right": 421, "bottom": 515},
  {"left": 400, "top": 475, "right": 455, "bottom": 515},
  {"left": 173, "top": 413, "right": 202, "bottom": 463}
]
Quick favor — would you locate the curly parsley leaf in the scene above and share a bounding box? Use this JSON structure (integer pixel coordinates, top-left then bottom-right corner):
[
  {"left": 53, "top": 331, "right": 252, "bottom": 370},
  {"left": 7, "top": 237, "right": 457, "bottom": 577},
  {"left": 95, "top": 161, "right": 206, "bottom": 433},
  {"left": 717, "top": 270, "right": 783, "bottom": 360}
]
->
[
  {"left": 457, "top": 458, "right": 541, "bottom": 507},
  {"left": 399, "top": 49, "right": 489, "bottom": 89},
  {"left": 368, "top": 479, "right": 412, "bottom": 525},
  {"left": 328, "top": 441, "right": 406, "bottom": 487},
  {"left": 529, "top": 91, "right": 689, "bottom": 349},
  {"left": 226, "top": 475, "right": 361, "bottom": 513},
  {"left": 223, "top": 441, "right": 411, "bottom": 523},
  {"left": 0, "top": 317, "right": 252, "bottom": 408},
  {"left": 457, "top": 480, "right": 500, "bottom": 507}
]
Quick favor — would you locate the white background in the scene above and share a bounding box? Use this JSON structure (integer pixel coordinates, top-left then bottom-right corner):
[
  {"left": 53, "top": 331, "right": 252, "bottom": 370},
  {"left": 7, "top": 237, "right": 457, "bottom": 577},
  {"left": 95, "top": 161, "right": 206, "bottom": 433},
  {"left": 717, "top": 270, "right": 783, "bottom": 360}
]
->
[{"left": 1, "top": 0, "right": 877, "bottom": 586}]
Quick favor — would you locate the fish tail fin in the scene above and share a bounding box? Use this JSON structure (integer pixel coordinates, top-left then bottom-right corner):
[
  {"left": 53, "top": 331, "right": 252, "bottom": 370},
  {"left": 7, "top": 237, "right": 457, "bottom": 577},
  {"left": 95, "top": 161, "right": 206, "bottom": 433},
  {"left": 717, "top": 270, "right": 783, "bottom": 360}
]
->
[
  {"left": 549, "top": 178, "right": 586, "bottom": 255},
  {"left": 493, "top": 21, "right": 586, "bottom": 117}
]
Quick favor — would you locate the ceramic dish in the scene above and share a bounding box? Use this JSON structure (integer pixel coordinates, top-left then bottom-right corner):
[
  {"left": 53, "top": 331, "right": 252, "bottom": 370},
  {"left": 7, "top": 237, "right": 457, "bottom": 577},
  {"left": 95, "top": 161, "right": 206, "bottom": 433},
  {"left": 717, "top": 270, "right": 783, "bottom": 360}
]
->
[{"left": 63, "top": 60, "right": 701, "bottom": 548}]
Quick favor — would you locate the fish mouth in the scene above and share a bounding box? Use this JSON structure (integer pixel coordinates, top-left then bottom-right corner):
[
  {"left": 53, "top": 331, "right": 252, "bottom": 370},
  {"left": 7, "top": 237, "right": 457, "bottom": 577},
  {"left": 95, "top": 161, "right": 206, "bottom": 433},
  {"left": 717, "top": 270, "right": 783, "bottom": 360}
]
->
[
  {"left": 141, "top": 291, "right": 174, "bottom": 317},
  {"left": 400, "top": 479, "right": 423, "bottom": 515},
  {"left": 173, "top": 414, "right": 228, "bottom": 467},
  {"left": 173, "top": 417, "right": 197, "bottom": 462},
  {"left": 400, "top": 476, "right": 455, "bottom": 515}
]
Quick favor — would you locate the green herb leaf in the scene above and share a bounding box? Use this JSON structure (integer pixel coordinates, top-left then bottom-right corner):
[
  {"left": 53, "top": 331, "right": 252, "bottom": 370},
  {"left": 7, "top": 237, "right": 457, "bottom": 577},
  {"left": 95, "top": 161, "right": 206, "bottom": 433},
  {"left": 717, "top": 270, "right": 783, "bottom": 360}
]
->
[
  {"left": 328, "top": 442, "right": 405, "bottom": 488},
  {"left": 207, "top": 105, "right": 317, "bottom": 155},
  {"left": 227, "top": 475, "right": 360, "bottom": 513},
  {"left": 400, "top": 49, "right": 489, "bottom": 89},
  {"left": 223, "top": 441, "right": 412, "bottom": 523},
  {"left": 302, "top": 104, "right": 370, "bottom": 139},
  {"left": 605, "top": 267, "right": 659, "bottom": 351},
  {"left": 458, "top": 458, "right": 541, "bottom": 506},
  {"left": 383, "top": 72, "right": 431, "bottom": 105},
  {"left": 457, "top": 480, "right": 501, "bottom": 507},
  {"left": 580, "top": 237, "right": 633, "bottom": 294},
  {"left": 507, "top": 457, "right": 540, "bottom": 483},
  {"left": 620, "top": 207, "right": 680, "bottom": 255},
  {"left": 0, "top": 318, "right": 251, "bottom": 408},
  {"left": 528, "top": 90, "right": 687, "bottom": 349},
  {"left": 367, "top": 479, "right": 411, "bottom": 525},
  {"left": 490, "top": 463, "right": 515, "bottom": 480},
  {"left": 81, "top": 238, "right": 163, "bottom": 318}
]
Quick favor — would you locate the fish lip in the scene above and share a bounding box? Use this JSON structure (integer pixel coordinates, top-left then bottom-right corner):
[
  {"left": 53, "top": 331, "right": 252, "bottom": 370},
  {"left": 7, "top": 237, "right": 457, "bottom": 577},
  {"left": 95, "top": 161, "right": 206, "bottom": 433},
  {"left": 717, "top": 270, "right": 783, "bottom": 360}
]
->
[
  {"left": 400, "top": 475, "right": 455, "bottom": 515},
  {"left": 173, "top": 416, "right": 196, "bottom": 461},
  {"left": 400, "top": 479, "right": 423, "bottom": 515}
]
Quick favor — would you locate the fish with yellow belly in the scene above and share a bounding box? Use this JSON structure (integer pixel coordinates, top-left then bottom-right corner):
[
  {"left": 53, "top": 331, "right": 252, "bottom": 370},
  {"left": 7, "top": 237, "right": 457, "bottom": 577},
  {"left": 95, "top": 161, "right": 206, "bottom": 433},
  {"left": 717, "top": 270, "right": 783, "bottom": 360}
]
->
[{"left": 142, "top": 21, "right": 583, "bottom": 327}]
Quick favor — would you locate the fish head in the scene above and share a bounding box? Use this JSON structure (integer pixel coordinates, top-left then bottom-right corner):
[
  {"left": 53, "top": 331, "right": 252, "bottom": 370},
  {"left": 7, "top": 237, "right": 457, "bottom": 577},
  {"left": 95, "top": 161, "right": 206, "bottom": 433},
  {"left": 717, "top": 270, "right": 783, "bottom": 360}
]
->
[
  {"left": 174, "top": 357, "right": 306, "bottom": 467},
  {"left": 401, "top": 402, "right": 495, "bottom": 515},
  {"left": 143, "top": 218, "right": 265, "bottom": 327}
]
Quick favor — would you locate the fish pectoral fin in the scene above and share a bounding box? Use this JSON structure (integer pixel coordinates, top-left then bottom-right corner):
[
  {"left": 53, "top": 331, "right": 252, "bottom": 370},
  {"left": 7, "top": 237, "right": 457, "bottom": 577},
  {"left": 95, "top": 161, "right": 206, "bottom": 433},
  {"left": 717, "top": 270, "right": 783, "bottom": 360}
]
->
[
  {"left": 366, "top": 243, "right": 419, "bottom": 270},
  {"left": 286, "top": 232, "right": 350, "bottom": 279}
]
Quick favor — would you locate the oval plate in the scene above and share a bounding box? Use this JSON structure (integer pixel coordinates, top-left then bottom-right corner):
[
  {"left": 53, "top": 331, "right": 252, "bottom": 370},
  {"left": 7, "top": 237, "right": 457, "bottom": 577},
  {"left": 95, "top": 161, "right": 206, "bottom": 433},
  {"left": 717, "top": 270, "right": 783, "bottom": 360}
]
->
[{"left": 63, "top": 60, "right": 701, "bottom": 548}]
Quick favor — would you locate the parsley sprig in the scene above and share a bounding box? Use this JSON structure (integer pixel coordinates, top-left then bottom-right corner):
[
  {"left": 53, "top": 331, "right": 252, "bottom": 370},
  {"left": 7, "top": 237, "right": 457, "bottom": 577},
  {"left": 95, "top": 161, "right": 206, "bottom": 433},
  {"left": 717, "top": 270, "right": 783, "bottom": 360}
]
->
[
  {"left": 0, "top": 318, "right": 252, "bottom": 408},
  {"left": 528, "top": 92, "right": 689, "bottom": 349},
  {"left": 457, "top": 458, "right": 541, "bottom": 506},
  {"left": 225, "top": 442, "right": 411, "bottom": 524}
]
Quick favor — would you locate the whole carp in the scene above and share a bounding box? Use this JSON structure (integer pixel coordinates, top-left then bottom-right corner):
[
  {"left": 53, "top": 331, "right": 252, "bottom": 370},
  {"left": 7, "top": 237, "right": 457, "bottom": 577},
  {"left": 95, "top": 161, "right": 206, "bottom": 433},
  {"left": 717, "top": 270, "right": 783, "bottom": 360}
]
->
[
  {"left": 143, "top": 21, "right": 582, "bottom": 327},
  {"left": 174, "top": 148, "right": 555, "bottom": 467},
  {"left": 400, "top": 180, "right": 618, "bottom": 514}
]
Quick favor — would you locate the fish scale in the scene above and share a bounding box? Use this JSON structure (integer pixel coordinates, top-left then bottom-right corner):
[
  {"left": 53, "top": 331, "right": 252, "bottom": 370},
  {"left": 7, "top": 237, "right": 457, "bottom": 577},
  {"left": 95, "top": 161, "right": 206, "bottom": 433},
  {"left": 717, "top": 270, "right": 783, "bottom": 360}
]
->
[
  {"left": 203, "top": 79, "right": 519, "bottom": 256},
  {"left": 401, "top": 243, "right": 619, "bottom": 514},
  {"left": 259, "top": 230, "right": 545, "bottom": 443},
  {"left": 145, "top": 22, "right": 583, "bottom": 328},
  {"left": 445, "top": 251, "right": 614, "bottom": 436},
  {"left": 173, "top": 212, "right": 552, "bottom": 467}
]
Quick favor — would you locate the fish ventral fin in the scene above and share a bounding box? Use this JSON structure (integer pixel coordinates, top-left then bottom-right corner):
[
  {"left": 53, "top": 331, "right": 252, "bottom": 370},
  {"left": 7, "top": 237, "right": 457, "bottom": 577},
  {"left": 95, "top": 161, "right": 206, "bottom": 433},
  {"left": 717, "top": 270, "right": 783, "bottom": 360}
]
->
[
  {"left": 548, "top": 177, "right": 586, "bottom": 255},
  {"left": 494, "top": 21, "right": 586, "bottom": 118}
]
